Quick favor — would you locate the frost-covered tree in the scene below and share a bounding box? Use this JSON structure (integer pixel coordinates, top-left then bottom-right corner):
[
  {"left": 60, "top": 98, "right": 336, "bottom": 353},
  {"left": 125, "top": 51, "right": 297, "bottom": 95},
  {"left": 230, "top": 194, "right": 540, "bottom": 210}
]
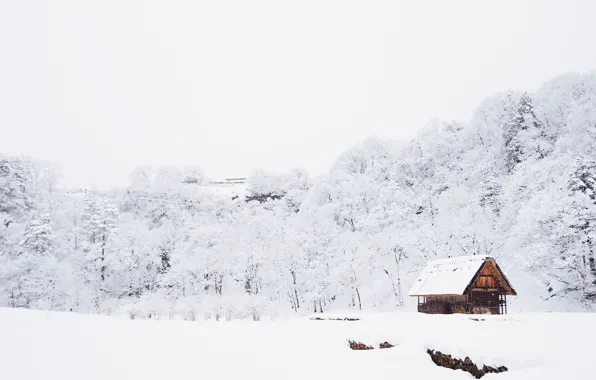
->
[
  {"left": 78, "top": 194, "right": 119, "bottom": 308},
  {"left": 6, "top": 214, "right": 59, "bottom": 308},
  {"left": 569, "top": 158, "right": 596, "bottom": 202},
  {"left": 26, "top": 158, "right": 62, "bottom": 195},
  {"left": 565, "top": 159, "right": 596, "bottom": 298},
  {"left": 504, "top": 93, "right": 552, "bottom": 171},
  {"left": 20, "top": 213, "right": 55, "bottom": 255},
  {"left": 0, "top": 155, "right": 34, "bottom": 222},
  {"left": 479, "top": 169, "right": 503, "bottom": 216}
]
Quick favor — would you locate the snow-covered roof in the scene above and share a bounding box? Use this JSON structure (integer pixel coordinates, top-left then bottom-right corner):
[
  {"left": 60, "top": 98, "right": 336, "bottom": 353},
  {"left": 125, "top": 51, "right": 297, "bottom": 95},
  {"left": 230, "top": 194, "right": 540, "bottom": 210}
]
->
[{"left": 408, "top": 255, "right": 488, "bottom": 296}]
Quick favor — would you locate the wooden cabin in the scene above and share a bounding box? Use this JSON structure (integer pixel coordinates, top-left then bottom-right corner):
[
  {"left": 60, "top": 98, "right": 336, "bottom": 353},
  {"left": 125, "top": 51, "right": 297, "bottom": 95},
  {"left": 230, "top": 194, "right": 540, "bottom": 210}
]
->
[{"left": 408, "top": 256, "right": 516, "bottom": 315}]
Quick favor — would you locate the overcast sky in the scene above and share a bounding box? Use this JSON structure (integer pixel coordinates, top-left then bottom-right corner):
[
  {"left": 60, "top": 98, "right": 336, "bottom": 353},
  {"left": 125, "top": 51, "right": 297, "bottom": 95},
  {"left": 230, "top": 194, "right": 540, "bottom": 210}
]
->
[{"left": 1, "top": 1, "right": 595, "bottom": 189}]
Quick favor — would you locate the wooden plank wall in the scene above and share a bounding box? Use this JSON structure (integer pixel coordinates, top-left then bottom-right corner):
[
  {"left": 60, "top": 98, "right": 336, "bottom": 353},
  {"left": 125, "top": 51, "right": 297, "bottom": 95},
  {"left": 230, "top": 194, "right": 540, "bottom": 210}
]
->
[{"left": 474, "top": 265, "right": 497, "bottom": 288}]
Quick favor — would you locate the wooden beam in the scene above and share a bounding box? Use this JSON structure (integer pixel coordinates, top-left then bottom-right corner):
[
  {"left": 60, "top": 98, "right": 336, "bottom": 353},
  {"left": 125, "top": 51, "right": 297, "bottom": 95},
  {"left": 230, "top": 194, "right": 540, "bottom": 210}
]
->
[
  {"left": 486, "top": 259, "right": 517, "bottom": 296},
  {"left": 463, "top": 260, "right": 487, "bottom": 295}
]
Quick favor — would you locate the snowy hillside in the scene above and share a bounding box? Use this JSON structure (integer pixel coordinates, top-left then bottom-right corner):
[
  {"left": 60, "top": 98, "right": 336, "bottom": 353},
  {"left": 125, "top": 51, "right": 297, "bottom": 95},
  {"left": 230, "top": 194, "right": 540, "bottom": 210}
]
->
[
  {"left": 2, "top": 71, "right": 596, "bottom": 318},
  {"left": 0, "top": 308, "right": 593, "bottom": 379}
]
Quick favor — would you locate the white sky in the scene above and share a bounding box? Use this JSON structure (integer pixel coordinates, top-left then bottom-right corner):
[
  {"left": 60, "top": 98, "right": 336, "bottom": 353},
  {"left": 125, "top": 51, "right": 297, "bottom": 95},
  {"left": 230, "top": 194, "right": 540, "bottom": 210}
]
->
[{"left": 1, "top": 1, "right": 595, "bottom": 189}]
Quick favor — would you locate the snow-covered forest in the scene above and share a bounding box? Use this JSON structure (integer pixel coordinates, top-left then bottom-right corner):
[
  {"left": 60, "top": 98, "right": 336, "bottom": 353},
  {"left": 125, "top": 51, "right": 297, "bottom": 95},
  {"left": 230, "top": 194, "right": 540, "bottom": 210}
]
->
[{"left": 2, "top": 71, "right": 596, "bottom": 319}]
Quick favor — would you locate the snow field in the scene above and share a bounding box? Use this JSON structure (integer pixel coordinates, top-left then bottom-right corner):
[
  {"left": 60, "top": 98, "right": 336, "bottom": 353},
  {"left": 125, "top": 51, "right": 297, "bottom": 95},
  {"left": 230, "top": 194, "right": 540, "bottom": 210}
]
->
[{"left": 0, "top": 308, "right": 594, "bottom": 380}]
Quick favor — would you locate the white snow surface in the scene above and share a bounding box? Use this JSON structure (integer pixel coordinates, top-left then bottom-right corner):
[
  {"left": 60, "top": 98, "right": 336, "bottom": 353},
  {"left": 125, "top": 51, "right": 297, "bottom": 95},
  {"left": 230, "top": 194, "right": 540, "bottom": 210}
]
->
[
  {"left": 408, "top": 255, "right": 488, "bottom": 296},
  {"left": 0, "top": 308, "right": 593, "bottom": 380}
]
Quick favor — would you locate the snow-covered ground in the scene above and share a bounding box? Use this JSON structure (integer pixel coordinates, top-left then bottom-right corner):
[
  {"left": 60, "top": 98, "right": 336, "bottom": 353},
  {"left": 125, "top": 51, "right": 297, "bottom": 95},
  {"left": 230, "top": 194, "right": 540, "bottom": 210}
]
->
[{"left": 0, "top": 308, "right": 593, "bottom": 379}]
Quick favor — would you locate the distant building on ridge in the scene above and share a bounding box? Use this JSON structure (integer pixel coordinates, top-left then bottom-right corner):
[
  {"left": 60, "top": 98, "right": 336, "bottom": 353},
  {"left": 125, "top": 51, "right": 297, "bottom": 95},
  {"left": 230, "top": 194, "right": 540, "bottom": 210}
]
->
[{"left": 208, "top": 177, "right": 247, "bottom": 186}]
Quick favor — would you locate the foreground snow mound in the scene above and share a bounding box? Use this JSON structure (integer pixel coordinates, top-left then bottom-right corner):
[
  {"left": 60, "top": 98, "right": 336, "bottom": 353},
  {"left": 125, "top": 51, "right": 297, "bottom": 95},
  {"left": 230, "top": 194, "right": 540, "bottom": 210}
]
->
[{"left": 0, "top": 308, "right": 593, "bottom": 380}]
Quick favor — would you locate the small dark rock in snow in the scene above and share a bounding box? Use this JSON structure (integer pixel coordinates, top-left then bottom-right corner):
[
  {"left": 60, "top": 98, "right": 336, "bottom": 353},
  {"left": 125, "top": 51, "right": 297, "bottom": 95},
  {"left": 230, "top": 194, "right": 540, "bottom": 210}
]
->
[
  {"left": 310, "top": 317, "right": 360, "bottom": 321},
  {"left": 348, "top": 340, "right": 374, "bottom": 350},
  {"left": 427, "top": 349, "right": 508, "bottom": 379}
]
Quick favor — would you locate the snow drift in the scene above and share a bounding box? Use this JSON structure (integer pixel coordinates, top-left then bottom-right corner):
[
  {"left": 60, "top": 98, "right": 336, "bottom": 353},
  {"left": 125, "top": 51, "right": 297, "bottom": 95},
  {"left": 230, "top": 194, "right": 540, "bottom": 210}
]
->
[{"left": 0, "top": 308, "right": 593, "bottom": 380}]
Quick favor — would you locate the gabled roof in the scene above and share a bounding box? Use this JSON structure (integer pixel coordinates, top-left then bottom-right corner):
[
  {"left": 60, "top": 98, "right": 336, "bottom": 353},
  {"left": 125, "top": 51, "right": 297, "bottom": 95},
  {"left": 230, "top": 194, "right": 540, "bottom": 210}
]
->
[
  {"left": 408, "top": 256, "right": 486, "bottom": 296},
  {"left": 408, "top": 255, "right": 516, "bottom": 297}
]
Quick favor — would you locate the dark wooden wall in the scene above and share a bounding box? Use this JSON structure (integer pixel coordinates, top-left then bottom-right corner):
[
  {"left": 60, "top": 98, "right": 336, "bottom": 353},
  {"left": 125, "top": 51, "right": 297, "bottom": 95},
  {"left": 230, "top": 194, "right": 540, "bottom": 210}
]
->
[
  {"left": 474, "top": 264, "right": 497, "bottom": 288},
  {"left": 468, "top": 263, "right": 503, "bottom": 314},
  {"left": 417, "top": 295, "right": 470, "bottom": 314},
  {"left": 417, "top": 291, "right": 505, "bottom": 315},
  {"left": 469, "top": 290, "right": 500, "bottom": 315}
]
